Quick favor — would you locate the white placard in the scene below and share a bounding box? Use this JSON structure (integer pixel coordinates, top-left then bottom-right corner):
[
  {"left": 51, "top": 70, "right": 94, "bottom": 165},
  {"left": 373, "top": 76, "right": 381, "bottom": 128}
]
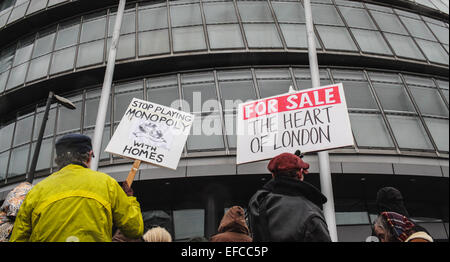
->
[
  {"left": 237, "top": 83, "right": 354, "bottom": 164},
  {"left": 105, "top": 98, "right": 194, "bottom": 170}
]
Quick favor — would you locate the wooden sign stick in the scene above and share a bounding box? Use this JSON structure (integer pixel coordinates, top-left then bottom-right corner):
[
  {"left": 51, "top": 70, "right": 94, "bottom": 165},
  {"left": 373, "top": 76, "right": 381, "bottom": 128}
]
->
[{"left": 125, "top": 160, "right": 141, "bottom": 187}]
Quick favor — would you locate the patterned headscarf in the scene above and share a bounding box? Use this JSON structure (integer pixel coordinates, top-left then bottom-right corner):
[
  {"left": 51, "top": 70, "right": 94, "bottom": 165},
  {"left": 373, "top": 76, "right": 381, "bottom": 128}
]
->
[
  {"left": 381, "top": 211, "right": 416, "bottom": 242},
  {"left": 0, "top": 182, "right": 33, "bottom": 242},
  {"left": 1, "top": 182, "right": 33, "bottom": 217}
]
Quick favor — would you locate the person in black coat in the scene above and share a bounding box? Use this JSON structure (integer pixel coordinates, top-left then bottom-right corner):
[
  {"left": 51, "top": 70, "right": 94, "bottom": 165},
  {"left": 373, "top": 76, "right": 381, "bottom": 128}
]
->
[{"left": 248, "top": 151, "right": 331, "bottom": 242}]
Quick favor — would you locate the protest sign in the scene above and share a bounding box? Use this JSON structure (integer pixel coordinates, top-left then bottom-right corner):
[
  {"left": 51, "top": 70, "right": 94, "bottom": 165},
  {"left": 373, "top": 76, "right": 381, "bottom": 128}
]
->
[
  {"left": 105, "top": 98, "right": 194, "bottom": 170},
  {"left": 236, "top": 83, "right": 353, "bottom": 164}
]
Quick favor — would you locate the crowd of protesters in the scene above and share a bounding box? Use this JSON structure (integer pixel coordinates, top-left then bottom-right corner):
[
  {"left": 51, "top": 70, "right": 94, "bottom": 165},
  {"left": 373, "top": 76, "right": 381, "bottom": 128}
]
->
[{"left": 0, "top": 133, "right": 434, "bottom": 242}]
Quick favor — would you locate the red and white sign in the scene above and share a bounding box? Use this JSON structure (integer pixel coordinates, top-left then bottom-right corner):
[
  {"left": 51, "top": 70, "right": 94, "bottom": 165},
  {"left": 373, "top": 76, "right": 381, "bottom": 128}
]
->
[{"left": 237, "top": 83, "right": 353, "bottom": 164}]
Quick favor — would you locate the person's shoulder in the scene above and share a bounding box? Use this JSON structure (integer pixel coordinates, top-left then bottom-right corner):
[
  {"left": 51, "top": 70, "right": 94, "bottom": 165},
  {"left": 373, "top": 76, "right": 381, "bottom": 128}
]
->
[
  {"left": 87, "top": 169, "right": 117, "bottom": 183},
  {"left": 249, "top": 188, "right": 270, "bottom": 203},
  {"left": 405, "top": 231, "right": 434, "bottom": 242}
]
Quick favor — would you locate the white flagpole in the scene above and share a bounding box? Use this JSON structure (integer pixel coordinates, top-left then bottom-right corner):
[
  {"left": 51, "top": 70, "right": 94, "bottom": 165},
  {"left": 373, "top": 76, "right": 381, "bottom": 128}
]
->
[
  {"left": 303, "top": 0, "right": 338, "bottom": 242},
  {"left": 91, "top": 0, "right": 126, "bottom": 171}
]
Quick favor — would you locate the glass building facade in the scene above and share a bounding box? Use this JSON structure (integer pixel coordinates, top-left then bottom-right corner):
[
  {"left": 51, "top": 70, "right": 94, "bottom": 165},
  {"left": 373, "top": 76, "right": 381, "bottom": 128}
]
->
[{"left": 0, "top": 0, "right": 448, "bottom": 242}]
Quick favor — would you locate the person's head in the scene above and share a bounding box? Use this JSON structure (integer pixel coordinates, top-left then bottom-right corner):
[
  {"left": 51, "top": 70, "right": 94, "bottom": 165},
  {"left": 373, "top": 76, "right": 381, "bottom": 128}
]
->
[
  {"left": 0, "top": 182, "right": 33, "bottom": 218},
  {"left": 373, "top": 214, "right": 397, "bottom": 242},
  {"left": 376, "top": 187, "right": 409, "bottom": 217},
  {"left": 142, "top": 226, "right": 172, "bottom": 242},
  {"left": 218, "top": 206, "right": 249, "bottom": 234},
  {"left": 54, "top": 134, "right": 94, "bottom": 169},
  {"left": 267, "top": 152, "right": 309, "bottom": 181},
  {"left": 373, "top": 212, "right": 416, "bottom": 242}
]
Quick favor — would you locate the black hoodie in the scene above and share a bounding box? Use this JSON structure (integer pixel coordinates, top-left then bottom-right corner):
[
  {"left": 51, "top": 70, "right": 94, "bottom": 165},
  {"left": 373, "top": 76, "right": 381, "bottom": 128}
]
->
[{"left": 248, "top": 176, "right": 331, "bottom": 242}]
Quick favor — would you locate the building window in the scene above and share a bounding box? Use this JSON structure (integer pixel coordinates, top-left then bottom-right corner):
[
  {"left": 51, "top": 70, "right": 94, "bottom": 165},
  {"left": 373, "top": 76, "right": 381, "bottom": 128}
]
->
[
  {"left": 172, "top": 26, "right": 207, "bottom": 52},
  {"left": 387, "top": 115, "right": 434, "bottom": 150},
  {"left": 30, "top": 138, "right": 53, "bottom": 173},
  {"left": 84, "top": 89, "right": 111, "bottom": 128},
  {"left": 27, "top": 54, "right": 51, "bottom": 82},
  {"left": 415, "top": 39, "right": 449, "bottom": 65},
  {"left": 294, "top": 68, "right": 332, "bottom": 90},
  {"left": 272, "top": 1, "right": 305, "bottom": 24},
  {"left": 7, "top": 1, "right": 28, "bottom": 24},
  {"left": 7, "top": 144, "right": 30, "bottom": 179},
  {"left": 182, "top": 72, "right": 218, "bottom": 113},
  {"left": 0, "top": 0, "right": 15, "bottom": 12},
  {"left": 114, "top": 81, "right": 143, "bottom": 122},
  {"left": 76, "top": 40, "right": 105, "bottom": 68},
  {"left": 108, "top": 10, "right": 136, "bottom": 37},
  {"left": 408, "top": 85, "right": 448, "bottom": 117},
  {"left": 26, "top": 0, "right": 47, "bottom": 15},
  {"left": 170, "top": 3, "right": 202, "bottom": 27},
  {"left": 370, "top": 10, "right": 408, "bottom": 35},
  {"left": 243, "top": 23, "right": 283, "bottom": 48},
  {"left": 33, "top": 107, "right": 57, "bottom": 139},
  {"left": 426, "top": 22, "right": 449, "bottom": 45},
  {"left": 13, "top": 114, "right": 33, "bottom": 147},
  {"left": 436, "top": 80, "right": 449, "bottom": 103},
  {"left": 337, "top": 6, "right": 376, "bottom": 30},
  {"left": 237, "top": 1, "right": 274, "bottom": 23},
  {"left": 0, "top": 150, "right": 9, "bottom": 180},
  {"left": 15, "top": 41, "right": 34, "bottom": 66},
  {"left": 138, "top": 6, "right": 167, "bottom": 31},
  {"left": 80, "top": 16, "right": 106, "bottom": 43},
  {"left": 138, "top": 29, "right": 170, "bottom": 56},
  {"left": 424, "top": 118, "right": 449, "bottom": 152},
  {"left": 187, "top": 113, "right": 224, "bottom": 151},
  {"left": 384, "top": 33, "right": 426, "bottom": 60},
  {"left": 173, "top": 209, "right": 205, "bottom": 241},
  {"left": 146, "top": 75, "right": 180, "bottom": 109},
  {"left": 341, "top": 81, "right": 378, "bottom": 110},
  {"left": 280, "top": 24, "right": 312, "bottom": 49},
  {"left": 50, "top": 46, "right": 76, "bottom": 75},
  {"left": 207, "top": 24, "right": 244, "bottom": 50},
  {"left": 316, "top": 25, "right": 357, "bottom": 51},
  {"left": 400, "top": 16, "right": 435, "bottom": 41},
  {"left": 0, "top": 122, "right": 14, "bottom": 152},
  {"left": 57, "top": 100, "right": 82, "bottom": 134},
  {"left": 256, "top": 68, "right": 294, "bottom": 98},
  {"left": 350, "top": 29, "right": 392, "bottom": 55},
  {"left": 55, "top": 23, "right": 80, "bottom": 50},
  {"left": 32, "top": 31, "right": 56, "bottom": 59},
  {"left": 350, "top": 113, "right": 394, "bottom": 148},
  {"left": 311, "top": 3, "right": 344, "bottom": 26},
  {"left": 203, "top": 1, "right": 238, "bottom": 24},
  {"left": 368, "top": 72, "right": 416, "bottom": 113},
  {"left": 106, "top": 33, "right": 135, "bottom": 60},
  {"left": 218, "top": 70, "right": 256, "bottom": 110}
]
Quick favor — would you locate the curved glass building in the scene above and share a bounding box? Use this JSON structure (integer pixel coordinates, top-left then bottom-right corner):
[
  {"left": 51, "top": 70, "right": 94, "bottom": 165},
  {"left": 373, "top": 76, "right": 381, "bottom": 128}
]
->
[{"left": 0, "top": 0, "right": 448, "bottom": 241}]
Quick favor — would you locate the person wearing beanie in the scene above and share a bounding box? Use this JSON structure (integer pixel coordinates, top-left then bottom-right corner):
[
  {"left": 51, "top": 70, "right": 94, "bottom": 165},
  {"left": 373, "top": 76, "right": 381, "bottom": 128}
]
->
[
  {"left": 10, "top": 134, "right": 144, "bottom": 242},
  {"left": 376, "top": 187, "right": 409, "bottom": 217},
  {"left": 373, "top": 186, "right": 431, "bottom": 239},
  {"left": 210, "top": 206, "right": 252, "bottom": 242},
  {"left": 247, "top": 151, "right": 331, "bottom": 242}
]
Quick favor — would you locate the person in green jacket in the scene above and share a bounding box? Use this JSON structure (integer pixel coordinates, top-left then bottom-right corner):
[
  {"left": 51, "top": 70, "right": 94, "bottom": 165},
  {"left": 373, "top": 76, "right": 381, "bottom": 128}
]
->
[{"left": 9, "top": 134, "right": 144, "bottom": 242}]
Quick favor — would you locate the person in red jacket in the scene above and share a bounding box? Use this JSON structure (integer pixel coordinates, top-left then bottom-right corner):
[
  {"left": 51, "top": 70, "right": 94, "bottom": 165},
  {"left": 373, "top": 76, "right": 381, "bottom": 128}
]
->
[{"left": 210, "top": 206, "right": 252, "bottom": 242}]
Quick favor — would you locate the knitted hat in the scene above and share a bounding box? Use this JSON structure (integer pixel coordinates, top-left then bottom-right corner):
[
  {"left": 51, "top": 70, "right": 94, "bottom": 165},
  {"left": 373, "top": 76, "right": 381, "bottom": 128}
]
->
[
  {"left": 381, "top": 211, "right": 416, "bottom": 242},
  {"left": 376, "top": 187, "right": 409, "bottom": 217}
]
